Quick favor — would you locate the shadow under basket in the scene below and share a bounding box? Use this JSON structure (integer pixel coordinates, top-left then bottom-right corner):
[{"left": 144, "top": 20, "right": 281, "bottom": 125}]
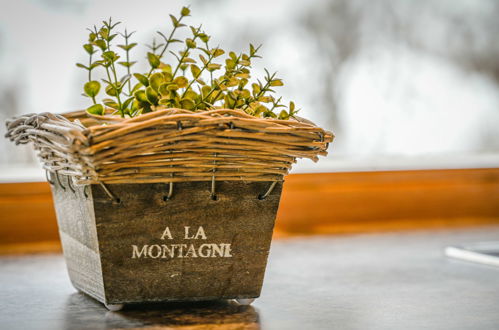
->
[{"left": 51, "top": 175, "right": 283, "bottom": 310}]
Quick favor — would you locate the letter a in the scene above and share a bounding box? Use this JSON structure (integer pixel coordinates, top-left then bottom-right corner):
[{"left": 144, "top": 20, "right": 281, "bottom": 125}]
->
[
  {"left": 195, "top": 226, "right": 207, "bottom": 239},
  {"left": 161, "top": 226, "right": 173, "bottom": 240}
]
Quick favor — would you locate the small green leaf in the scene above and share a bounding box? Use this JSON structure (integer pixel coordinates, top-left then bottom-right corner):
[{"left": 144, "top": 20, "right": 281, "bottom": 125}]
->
[
  {"left": 212, "top": 48, "right": 225, "bottom": 58},
  {"left": 89, "top": 62, "right": 101, "bottom": 70},
  {"left": 199, "top": 54, "right": 208, "bottom": 65},
  {"left": 167, "top": 84, "right": 179, "bottom": 91},
  {"left": 239, "top": 59, "right": 251, "bottom": 66},
  {"left": 134, "top": 90, "right": 148, "bottom": 103},
  {"left": 162, "top": 71, "right": 173, "bottom": 82},
  {"left": 174, "top": 76, "right": 188, "bottom": 88},
  {"left": 185, "top": 38, "right": 196, "bottom": 49},
  {"left": 181, "top": 6, "right": 191, "bottom": 16},
  {"left": 184, "top": 90, "right": 198, "bottom": 101},
  {"left": 133, "top": 73, "right": 149, "bottom": 86},
  {"left": 118, "top": 61, "right": 137, "bottom": 68},
  {"left": 238, "top": 78, "right": 249, "bottom": 88},
  {"left": 158, "top": 98, "right": 171, "bottom": 106},
  {"left": 207, "top": 63, "right": 221, "bottom": 71},
  {"left": 190, "top": 64, "right": 201, "bottom": 78},
  {"left": 252, "top": 83, "right": 261, "bottom": 96},
  {"left": 84, "top": 81, "right": 101, "bottom": 98},
  {"left": 99, "top": 27, "right": 109, "bottom": 39},
  {"left": 93, "top": 39, "right": 107, "bottom": 51},
  {"left": 278, "top": 110, "right": 289, "bottom": 120},
  {"left": 270, "top": 79, "right": 283, "bottom": 87},
  {"left": 86, "top": 104, "right": 104, "bottom": 115},
  {"left": 235, "top": 73, "right": 250, "bottom": 79},
  {"left": 169, "top": 14, "right": 179, "bottom": 27},
  {"left": 182, "top": 57, "right": 196, "bottom": 63},
  {"left": 122, "top": 96, "right": 135, "bottom": 110},
  {"left": 102, "top": 51, "right": 119, "bottom": 62},
  {"left": 103, "top": 99, "right": 119, "bottom": 109},
  {"left": 201, "top": 85, "right": 211, "bottom": 97},
  {"left": 76, "top": 63, "right": 89, "bottom": 70},
  {"left": 117, "top": 43, "right": 137, "bottom": 51},
  {"left": 88, "top": 32, "right": 97, "bottom": 42},
  {"left": 119, "top": 74, "right": 131, "bottom": 85},
  {"left": 225, "top": 59, "right": 236, "bottom": 70},
  {"left": 180, "top": 98, "right": 195, "bottom": 110},
  {"left": 239, "top": 89, "right": 251, "bottom": 99},
  {"left": 105, "top": 84, "right": 118, "bottom": 96},
  {"left": 147, "top": 52, "right": 160, "bottom": 68},
  {"left": 258, "top": 96, "right": 273, "bottom": 103},
  {"left": 149, "top": 72, "right": 165, "bottom": 92},
  {"left": 83, "top": 44, "right": 94, "bottom": 55},
  {"left": 159, "top": 63, "right": 172, "bottom": 74},
  {"left": 226, "top": 77, "right": 239, "bottom": 87},
  {"left": 264, "top": 110, "right": 277, "bottom": 118},
  {"left": 130, "top": 83, "right": 142, "bottom": 94},
  {"left": 158, "top": 83, "right": 170, "bottom": 96},
  {"left": 145, "top": 86, "right": 159, "bottom": 105},
  {"left": 199, "top": 33, "right": 210, "bottom": 43}
]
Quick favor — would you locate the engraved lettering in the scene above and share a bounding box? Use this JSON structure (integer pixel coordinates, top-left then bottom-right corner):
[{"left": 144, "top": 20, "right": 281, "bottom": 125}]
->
[
  {"left": 161, "top": 244, "right": 174, "bottom": 258},
  {"left": 198, "top": 244, "right": 212, "bottom": 258},
  {"left": 184, "top": 226, "right": 194, "bottom": 239},
  {"left": 211, "top": 244, "right": 224, "bottom": 257},
  {"left": 184, "top": 226, "right": 207, "bottom": 239},
  {"left": 185, "top": 244, "right": 198, "bottom": 258},
  {"left": 131, "top": 227, "right": 232, "bottom": 259},
  {"left": 195, "top": 226, "right": 207, "bottom": 239},
  {"left": 148, "top": 245, "right": 162, "bottom": 258},
  {"left": 132, "top": 245, "right": 148, "bottom": 258},
  {"left": 222, "top": 243, "right": 233, "bottom": 257},
  {"left": 176, "top": 244, "right": 187, "bottom": 258},
  {"left": 160, "top": 227, "right": 173, "bottom": 240}
]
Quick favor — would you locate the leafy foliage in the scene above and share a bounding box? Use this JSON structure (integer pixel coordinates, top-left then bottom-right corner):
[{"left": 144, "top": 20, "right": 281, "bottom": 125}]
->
[{"left": 77, "top": 7, "right": 299, "bottom": 119}]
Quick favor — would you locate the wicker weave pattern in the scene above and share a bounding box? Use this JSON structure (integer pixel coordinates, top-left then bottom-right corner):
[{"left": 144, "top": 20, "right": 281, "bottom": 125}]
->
[{"left": 6, "top": 108, "right": 333, "bottom": 185}]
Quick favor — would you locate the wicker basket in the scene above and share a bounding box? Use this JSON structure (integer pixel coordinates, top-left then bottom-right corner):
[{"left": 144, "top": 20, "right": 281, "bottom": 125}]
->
[{"left": 5, "top": 108, "right": 333, "bottom": 310}]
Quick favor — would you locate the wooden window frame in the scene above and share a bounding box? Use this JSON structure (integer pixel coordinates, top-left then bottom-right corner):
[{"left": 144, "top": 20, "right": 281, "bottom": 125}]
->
[{"left": 1, "top": 168, "right": 499, "bottom": 254}]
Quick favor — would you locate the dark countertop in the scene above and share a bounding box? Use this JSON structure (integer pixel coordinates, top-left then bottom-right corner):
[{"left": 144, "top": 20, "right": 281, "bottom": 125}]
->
[{"left": 1, "top": 227, "right": 499, "bottom": 330}]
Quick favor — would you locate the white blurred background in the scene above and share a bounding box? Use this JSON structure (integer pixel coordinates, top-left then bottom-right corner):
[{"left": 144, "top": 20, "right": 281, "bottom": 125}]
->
[{"left": 1, "top": 0, "right": 498, "bottom": 177}]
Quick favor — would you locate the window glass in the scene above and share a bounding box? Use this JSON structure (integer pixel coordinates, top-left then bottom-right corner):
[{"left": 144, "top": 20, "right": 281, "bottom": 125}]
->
[{"left": 1, "top": 0, "right": 498, "bottom": 174}]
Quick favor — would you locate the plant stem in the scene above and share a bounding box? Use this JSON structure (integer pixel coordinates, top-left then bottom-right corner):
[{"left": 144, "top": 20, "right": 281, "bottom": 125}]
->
[
  {"left": 124, "top": 30, "right": 132, "bottom": 95},
  {"left": 195, "top": 77, "right": 229, "bottom": 108},
  {"left": 241, "top": 72, "right": 276, "bottom": 110},
  {"left": 146, "top": 15, "right": 186, "bottom": 78},
  {"left": 88, "top": 53, "right": 92, "bottom": 81},
  {"left": 172, "top": 26, "right": 202, "bottom": 77},
  {"left": 102, "top": 36, "right": 123, "bottom": 116},
  {"left": 181, "top": 52, "right": 214, "bottom": 98}
]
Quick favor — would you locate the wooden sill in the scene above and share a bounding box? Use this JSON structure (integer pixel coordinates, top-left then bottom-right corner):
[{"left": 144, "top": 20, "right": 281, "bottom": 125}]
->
[{"left": 1, "top": 168, "right": 499, "bottom": 254}]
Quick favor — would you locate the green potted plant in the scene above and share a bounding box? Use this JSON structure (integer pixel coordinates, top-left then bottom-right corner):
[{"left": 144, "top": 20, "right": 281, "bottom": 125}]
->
[{"left": 5, "top": 7, "right": 333, "bottom": 311}]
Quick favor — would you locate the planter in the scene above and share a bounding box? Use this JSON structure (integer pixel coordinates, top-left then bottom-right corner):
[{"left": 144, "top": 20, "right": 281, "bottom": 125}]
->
[{"left": 6, "top": 108, "right": 332, "bottom": 310}]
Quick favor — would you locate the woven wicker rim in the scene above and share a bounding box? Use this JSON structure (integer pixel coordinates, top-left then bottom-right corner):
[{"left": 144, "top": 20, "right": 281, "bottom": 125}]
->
[{"left": 5, "top": 108, "right": 333, "bottom": 185}]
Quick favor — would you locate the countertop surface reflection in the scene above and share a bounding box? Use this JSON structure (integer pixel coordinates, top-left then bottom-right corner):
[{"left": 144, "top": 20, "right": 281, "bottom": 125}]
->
[{"left": 2, "top": 226, "right": 499, "bottom": 330}]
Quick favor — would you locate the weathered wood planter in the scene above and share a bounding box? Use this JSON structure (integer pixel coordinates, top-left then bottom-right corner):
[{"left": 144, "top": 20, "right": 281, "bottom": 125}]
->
[
  {"left": 6, "top": 108, "right": 332, "bottom": 310},
  {"left": 52, "top": 178, "right": 282, "bottom": 309}
]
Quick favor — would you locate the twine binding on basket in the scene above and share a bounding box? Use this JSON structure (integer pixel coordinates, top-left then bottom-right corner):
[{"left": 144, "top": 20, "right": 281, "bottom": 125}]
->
[{"left": 5, "top": 108, "right": 334, "bottom": 185}]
